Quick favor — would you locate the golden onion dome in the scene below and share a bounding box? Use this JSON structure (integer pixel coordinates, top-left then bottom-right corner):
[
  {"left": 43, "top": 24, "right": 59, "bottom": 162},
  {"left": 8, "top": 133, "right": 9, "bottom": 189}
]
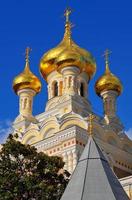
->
[
  {"left": 13, "top": 48, "right": 42, "bottom": 94},
  {"left": 95, "top": 50, "right": 123, "bottom": 96},
  {"left": 40, "top": 8, "right": 96, "bottom": 81}
]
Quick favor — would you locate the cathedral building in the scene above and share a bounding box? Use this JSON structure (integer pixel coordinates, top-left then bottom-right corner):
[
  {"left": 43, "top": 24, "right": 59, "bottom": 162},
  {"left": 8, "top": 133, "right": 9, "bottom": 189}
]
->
[{"left": 12, "top": 9, "right": 132, "bottom": 198}]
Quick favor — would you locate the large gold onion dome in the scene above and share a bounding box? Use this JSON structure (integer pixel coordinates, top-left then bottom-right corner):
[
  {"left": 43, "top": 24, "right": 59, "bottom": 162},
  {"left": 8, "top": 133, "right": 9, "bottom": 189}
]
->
[
  {"left": 95, "top": 50, "right": 123, "bottom": 96},
  {"left": 40, "top": 8, "right": 96, "bottom": 81},
  {"left": 13, "top": 47, "right": 42, "bottom": 94}
]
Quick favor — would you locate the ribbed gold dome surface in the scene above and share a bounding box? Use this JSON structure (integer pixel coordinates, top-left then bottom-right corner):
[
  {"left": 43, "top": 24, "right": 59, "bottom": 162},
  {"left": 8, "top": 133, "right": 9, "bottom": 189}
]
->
[
  {"left": 95, "top": 62, "right": 123, "bottom": 96},
  {"left": 40, "top": 9, "right": 96, "bottom": 81},
  {"left": 13, "top": 48, "right": 41, "bottom": 94}
]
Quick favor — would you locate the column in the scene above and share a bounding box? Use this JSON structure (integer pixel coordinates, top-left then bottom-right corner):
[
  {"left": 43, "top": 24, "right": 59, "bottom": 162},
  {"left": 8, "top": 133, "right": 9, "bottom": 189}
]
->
[
  {"left": 72, "top": 149, "right": 78, "bottom": 170},
  {"left": 51, "top": 83, "right": 55, "bottom": 98},
  {"left": 58, "top": 80, "right": 63, "bottom": 96},
  {"left": 101, "top": 90, "right": 118, "bottom": 119},
  {"left": 48, "top": 85, "right": 51, "bottom": 99}
]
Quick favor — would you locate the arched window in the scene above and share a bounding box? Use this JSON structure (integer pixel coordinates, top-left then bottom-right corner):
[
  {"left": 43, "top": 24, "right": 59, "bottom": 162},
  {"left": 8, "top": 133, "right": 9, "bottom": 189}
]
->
[
  {"left": 54, "top": 81, "right": 58, "bottom": 97},
  {"left": 80, "top": 82, "right": 85, "bottom": 97}
]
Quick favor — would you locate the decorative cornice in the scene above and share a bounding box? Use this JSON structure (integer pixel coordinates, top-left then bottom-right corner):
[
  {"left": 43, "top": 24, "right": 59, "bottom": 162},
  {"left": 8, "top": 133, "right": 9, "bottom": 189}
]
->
[{"left": 33, "top": 126, "right": 87, "bottom": 150}]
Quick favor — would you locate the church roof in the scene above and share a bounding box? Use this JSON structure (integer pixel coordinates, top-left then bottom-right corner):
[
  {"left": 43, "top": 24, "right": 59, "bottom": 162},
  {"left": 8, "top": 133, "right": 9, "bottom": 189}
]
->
[{"left": 60, "top": 136, "right": 129, "bottom": 200}]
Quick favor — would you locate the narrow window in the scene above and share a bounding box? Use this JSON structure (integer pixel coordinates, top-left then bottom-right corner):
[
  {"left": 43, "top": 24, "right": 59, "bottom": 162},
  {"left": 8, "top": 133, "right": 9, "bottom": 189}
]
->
[
  {"left": 24, "top": 98, "right": 27, "bottom": 109},
  {"left": 54, "top": 82, "right": 58, "bottom": 97},
  {"left": 80, "top": 83, "right": 85, "bottom": 97},
  {"left": 69, "top": 76, "right": 72, "bottom": 87}
]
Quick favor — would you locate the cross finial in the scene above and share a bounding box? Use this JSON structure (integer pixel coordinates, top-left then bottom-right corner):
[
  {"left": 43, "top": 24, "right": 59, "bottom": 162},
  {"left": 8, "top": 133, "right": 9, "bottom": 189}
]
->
[
  {"left": 64, "top": 7, "right": 72, "bottom": 23},
  {"left": 24, "top": 47, "right": 32, "bottom": 72},
  {"left": 88, "top": 114, "right": 95, "bottom": 136},
  {"left": 102, "top": 49, "right": 112, "bottom": 65},
  {"left": 102, "top": 49, "right": 112, "bottom": 74},
  {"left": 63, "top": 8, "right": 73, "bottom": 42},
  {"left": 25, "top": 47, "right": 32, "bottom": 63}
]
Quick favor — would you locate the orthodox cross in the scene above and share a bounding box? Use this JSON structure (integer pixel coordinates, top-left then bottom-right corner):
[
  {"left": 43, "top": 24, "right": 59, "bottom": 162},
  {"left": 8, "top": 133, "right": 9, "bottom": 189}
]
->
[
  {"left": 64, "top": 8, "right": 74, "bottom": 41},
  {"left": 88, "top": 114, "right": 95, "bottom": 136},
  {"left": 64, "top": 7, "right": 72, "bottom": 23},
  {"left": 102, "top": 49, "right": 112, "bottom": 65},
  {"left": 25, "top": 47, "right": 32, "bottom": 63}
]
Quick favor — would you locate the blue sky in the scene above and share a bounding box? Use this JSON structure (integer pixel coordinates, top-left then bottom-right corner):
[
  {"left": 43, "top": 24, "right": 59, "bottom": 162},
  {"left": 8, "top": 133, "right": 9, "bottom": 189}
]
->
[{"left": 0, "top": 0, "right": 132, "bottom": 142}]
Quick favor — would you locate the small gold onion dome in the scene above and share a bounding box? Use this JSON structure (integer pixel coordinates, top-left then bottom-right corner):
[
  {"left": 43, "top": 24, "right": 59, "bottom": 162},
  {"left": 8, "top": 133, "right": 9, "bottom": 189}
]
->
[
  {"left": 13, "top": 48, "right": 42, "bottom": 94},
  {"left": 95, "top": 50, "right": 123, "bottom": 96},
  {"left": 40, "top": 8, "right": 96, "bottom": 81}
]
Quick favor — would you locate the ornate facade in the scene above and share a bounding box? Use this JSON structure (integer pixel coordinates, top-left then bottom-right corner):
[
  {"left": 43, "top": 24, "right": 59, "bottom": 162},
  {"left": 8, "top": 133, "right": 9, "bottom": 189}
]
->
[{"left": 12, "top": 9, "right": 132, "bottom": 198}]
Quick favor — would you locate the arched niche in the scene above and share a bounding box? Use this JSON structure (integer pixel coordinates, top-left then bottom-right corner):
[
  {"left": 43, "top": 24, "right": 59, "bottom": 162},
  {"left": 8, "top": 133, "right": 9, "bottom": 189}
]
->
[
  {"left": 43, "top": 128, "right": 56, "bottom": 138},
  {"left": 60, "top": 117, "right": 86, "bottom": 130},
  {"left": 40, "top": 119, "right": 59, "bottom": 139},
  {"left": 22, "top": 131, "right": 39, "bottom": 145}
]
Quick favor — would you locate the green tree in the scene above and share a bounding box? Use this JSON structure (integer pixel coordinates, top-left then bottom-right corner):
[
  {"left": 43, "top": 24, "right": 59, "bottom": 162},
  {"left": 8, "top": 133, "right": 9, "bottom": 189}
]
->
[{"left": 0, "top": 134, "right": 70, "bottom": 200}]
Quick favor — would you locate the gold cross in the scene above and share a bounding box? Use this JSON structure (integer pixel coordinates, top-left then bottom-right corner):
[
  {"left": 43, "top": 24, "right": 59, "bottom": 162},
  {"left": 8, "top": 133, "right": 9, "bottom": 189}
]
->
[
  {"left": 102, "top": 49, "right": 112, "bottom": 64},
  {"left": 64, "top": 7, "right": 72, "bottom": 23},
  {"left": 25, "top": 47, "right": 32, "bottom": 62},
  {"left": 88, "top": 114, "right": 95, "bottom": 136}
]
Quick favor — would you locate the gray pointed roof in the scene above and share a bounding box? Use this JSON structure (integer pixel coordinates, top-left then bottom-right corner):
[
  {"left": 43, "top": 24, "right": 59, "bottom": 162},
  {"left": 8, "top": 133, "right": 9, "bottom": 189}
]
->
[{"left": 61, "top": 136, "right": 129, "bottom": 200}]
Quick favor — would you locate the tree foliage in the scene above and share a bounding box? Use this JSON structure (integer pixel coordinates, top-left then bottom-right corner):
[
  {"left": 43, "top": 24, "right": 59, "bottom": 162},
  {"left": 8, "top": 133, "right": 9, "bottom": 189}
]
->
[{"left": 0, "top": 134, "right": 70, "bottom": 200}]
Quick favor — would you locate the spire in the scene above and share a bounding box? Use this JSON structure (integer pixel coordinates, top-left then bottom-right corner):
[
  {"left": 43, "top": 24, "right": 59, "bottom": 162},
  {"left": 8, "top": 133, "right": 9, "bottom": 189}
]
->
[
  {"left": 60, "top": 134, "right": 129, "bottom": 200},
  {"left": 24, "top": 47, "right": 32, "bottom": 73},
  {"left": 102, "top": 49, "right": 112, "bottom": 74},
  {"left": 63, "top": 8, "right": 72, "bottom": 42}
]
